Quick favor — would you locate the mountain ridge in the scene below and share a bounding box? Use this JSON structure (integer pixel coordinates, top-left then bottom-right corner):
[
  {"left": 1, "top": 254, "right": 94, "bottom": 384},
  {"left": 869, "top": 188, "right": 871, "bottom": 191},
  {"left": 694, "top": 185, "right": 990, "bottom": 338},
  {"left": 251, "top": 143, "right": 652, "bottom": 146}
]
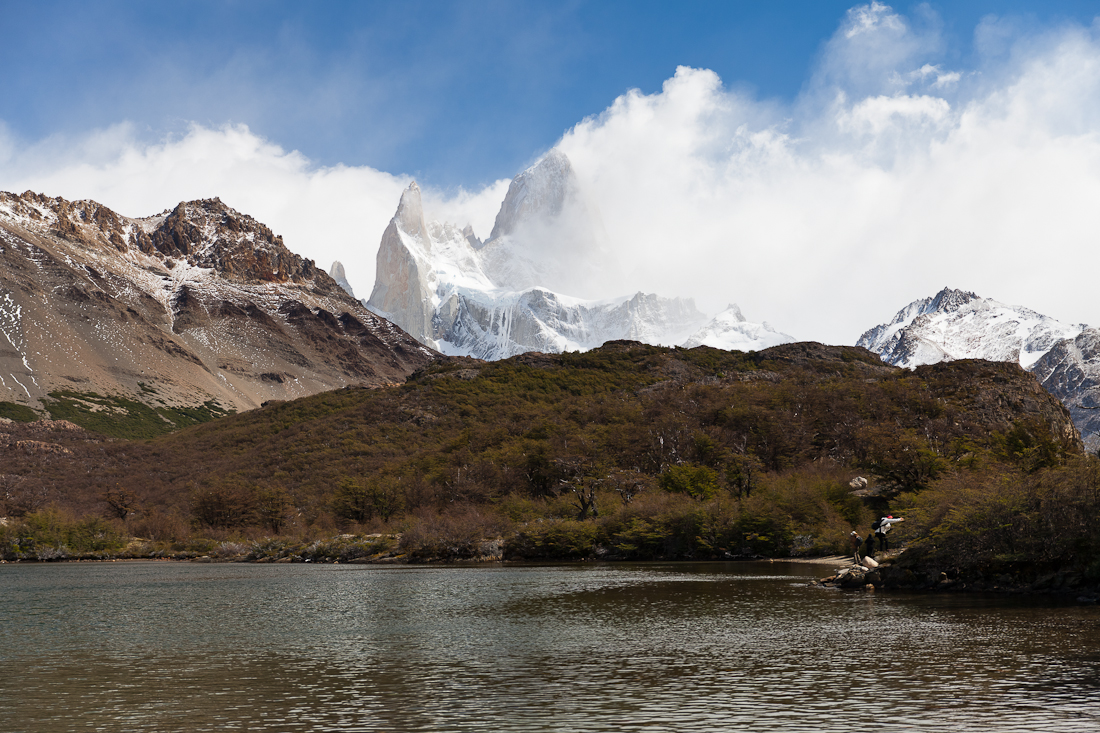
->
[
  {"left": 365, "top": 151, "right": 794, "bottom": 360},
  {"left": 0, "top": 190, "right": 438, "bottom": 428},
  {"left": 859, "top": 286, "right": 1099, "bottom": 449}
]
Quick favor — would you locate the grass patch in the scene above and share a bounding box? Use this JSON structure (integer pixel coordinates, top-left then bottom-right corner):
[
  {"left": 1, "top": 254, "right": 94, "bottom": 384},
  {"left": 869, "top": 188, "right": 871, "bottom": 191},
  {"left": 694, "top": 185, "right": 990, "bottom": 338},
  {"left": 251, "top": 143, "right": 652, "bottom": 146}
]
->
[
  {"left": 41, "top": 390, "right": 234, "bottom": 439},
  {"left": 0, "top": 401, "right": 39, "bottom": 422}
]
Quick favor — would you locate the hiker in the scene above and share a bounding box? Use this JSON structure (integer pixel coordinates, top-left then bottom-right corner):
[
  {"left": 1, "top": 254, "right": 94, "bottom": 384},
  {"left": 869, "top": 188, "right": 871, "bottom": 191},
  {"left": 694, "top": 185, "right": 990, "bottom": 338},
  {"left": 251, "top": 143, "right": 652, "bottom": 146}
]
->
[
  {"left": 874, "top": 515, "right": 905, "bottom": 551},
  {"left": 863, "top": 531, "right": 876, "bottom": 559},
  {"left": 849, "top": 530, "right": 862, "bottom": 563}
]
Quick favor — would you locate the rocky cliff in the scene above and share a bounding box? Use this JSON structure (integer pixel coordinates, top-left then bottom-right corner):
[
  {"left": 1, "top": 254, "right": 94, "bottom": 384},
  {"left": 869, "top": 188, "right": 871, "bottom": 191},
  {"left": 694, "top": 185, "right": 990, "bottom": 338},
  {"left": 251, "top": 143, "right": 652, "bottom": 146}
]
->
[{"left": 1029, "top": 328, "right": 1100, "bottom": 451}]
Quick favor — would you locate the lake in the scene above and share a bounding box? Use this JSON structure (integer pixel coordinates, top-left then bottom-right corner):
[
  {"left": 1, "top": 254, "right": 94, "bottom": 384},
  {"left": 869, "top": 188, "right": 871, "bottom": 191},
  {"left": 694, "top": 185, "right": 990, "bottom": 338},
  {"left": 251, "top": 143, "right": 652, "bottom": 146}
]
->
[{"left": 1, "top": 560, "right": 1099, "bottom": 732}]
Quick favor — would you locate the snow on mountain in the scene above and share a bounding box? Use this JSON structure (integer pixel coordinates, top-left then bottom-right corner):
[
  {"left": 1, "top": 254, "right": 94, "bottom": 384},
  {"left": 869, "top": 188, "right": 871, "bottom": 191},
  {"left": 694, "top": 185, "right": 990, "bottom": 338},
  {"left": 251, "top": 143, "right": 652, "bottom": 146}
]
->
[
  {"left": 478, "top": 150, "right": 614, "bottom": 300},
  {"left": 433, "top": 288, "right": 706, "bottom": 361},
  {"left": 859, "top": 286, "right": 1098, "bottom": 449},
  {"left": 0, "top": 190, "right": 435, "bottom": 415},
  {"left": 366, "top": 182, "right": 497, "bottom": 347},
  {"left": 857, "top": 287, "right": 1083, "bottom": 369},
  {"left": 368, "top": 151, "right": 788, "bottom": 360},
  {"left": 1029, "top": 328, "right": 1100, "bottom": 451},
  {"left": 682, "top": 304, "right": 795, "bottom": 351}
]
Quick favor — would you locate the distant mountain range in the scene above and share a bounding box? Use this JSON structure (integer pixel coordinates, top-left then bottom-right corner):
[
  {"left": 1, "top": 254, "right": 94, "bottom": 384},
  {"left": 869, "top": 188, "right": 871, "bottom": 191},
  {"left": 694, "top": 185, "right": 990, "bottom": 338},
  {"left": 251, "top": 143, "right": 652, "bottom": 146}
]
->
[
  {"left": 4, "top": 175, "right": 1097, "bottom": 452},
  {"left": 359, "top": 151, "right": 794, "bottom": 360},
  {"left": 0, "top": 191, "right": 435, "bottom": 422},
  {"left": 859, "top": 287, "right": 1100, "bottom": 450}
]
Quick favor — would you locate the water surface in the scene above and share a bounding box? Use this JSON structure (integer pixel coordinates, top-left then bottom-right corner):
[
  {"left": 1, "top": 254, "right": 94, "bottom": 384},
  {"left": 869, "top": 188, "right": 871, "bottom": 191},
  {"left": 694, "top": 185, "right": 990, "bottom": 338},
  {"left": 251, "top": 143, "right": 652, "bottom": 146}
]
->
[{"left": 1, "top": 560, "right": 1098, "bottom": 732}]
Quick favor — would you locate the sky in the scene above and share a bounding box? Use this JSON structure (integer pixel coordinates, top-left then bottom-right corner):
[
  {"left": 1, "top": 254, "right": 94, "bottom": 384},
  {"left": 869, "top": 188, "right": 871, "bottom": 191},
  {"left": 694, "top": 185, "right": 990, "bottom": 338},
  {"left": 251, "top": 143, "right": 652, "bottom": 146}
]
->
[{"left": 3, "top": 1, "right": 1100, "bottom": 345}]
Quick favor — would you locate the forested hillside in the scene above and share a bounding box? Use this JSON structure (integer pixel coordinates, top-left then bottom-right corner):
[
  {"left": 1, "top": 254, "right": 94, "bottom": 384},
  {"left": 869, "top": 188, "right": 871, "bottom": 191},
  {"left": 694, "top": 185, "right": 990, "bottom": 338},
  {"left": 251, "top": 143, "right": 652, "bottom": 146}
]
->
[{"left": 3, "top": 341, "right": 1097, "bottom": 587}]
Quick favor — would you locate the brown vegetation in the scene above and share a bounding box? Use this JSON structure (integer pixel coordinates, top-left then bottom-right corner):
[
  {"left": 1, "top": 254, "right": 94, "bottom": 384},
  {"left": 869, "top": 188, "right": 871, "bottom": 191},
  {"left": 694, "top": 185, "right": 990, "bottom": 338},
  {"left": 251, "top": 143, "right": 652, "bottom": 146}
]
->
[{"left": 2, "top": 341, "right": 1095, "bottom": 584}]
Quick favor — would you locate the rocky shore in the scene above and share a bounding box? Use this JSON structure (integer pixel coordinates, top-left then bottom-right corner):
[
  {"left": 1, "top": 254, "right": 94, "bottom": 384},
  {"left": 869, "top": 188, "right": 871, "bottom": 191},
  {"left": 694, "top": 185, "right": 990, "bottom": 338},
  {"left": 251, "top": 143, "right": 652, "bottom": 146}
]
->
[{"left": 817, "top": 550, "right": 1100, "bottom": 600}]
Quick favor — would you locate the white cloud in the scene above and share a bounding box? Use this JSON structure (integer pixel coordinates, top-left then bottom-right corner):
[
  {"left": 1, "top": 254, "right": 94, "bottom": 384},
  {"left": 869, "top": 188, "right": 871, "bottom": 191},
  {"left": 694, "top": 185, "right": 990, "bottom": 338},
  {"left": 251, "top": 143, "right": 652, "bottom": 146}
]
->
[
  {"left": 554, "top": 4, "right": 1100, "bottom": 344},
  {"left": 845, "top": 2, "right": 905, "bottom": 39}
]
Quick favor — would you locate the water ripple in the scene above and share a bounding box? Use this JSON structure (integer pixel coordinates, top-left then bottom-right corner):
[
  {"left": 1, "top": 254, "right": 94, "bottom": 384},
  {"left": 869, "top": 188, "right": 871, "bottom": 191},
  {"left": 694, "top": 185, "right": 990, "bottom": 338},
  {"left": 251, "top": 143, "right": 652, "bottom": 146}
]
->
[{"left": 2, "top": 561, "right": 1099, "bottom": 732}]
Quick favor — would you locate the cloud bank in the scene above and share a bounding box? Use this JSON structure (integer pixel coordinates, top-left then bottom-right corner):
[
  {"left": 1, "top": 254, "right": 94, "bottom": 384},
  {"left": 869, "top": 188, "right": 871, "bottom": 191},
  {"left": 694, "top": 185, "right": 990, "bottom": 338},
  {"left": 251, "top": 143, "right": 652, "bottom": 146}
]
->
[
  {"left": 558, "top": 3, "right": 1100, "bottom": 343},
  {"left": 5, "top": 2, "right": 1100, "bottom": 346}
]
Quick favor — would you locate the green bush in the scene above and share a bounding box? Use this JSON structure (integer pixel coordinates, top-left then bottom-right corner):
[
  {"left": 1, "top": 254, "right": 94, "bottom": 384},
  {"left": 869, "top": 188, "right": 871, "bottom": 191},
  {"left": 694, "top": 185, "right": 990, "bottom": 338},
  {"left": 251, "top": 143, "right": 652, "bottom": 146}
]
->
[
  {"left": 659, "top": 464, "right": 719, "bottom": 500},
  {"left": 1, "top": 508, "right": 128, "bottom": 559},
  {"left": 506, "top": 519, "right": 600, "bottom": 560},
  {"left": 0, "top": 402, "right": 38, "bottom": 422}
]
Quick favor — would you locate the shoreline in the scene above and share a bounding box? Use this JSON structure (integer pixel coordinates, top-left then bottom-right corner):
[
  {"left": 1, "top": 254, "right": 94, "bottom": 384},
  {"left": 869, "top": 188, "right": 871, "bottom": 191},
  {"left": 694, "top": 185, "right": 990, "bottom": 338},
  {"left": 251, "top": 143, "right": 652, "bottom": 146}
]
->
[{"left": 4, "top": 549, "right": 1096, "bottom": 599}]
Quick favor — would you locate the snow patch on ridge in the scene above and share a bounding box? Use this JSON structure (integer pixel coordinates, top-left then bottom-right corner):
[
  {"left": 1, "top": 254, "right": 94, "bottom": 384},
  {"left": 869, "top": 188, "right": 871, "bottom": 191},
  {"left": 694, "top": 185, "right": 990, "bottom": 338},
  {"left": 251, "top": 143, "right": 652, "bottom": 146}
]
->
[
  {"left": 683, "top": 304, "right": 795, "bottom": 351},
  {"left": 859, "top": 286, "right": 1099, "bottom": 450}
]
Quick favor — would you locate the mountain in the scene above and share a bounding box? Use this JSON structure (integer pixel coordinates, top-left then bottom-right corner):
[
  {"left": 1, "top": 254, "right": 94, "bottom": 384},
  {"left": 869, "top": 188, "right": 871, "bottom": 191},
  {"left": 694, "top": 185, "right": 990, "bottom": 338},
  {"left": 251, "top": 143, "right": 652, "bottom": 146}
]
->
[
  {"left": 1029, "top": 328, "right": 1100, "bottom": 452},
  {"left": 0, "top": 191, "right": 436, "bottom": 429},
  {"left": 858, "top": 286, "right": 1098, "bottom": 449},
  {"left": 857, "top": 287, "right": 1083, "bottom": 369},
  {"left": 682, "top": 304, "right": 795, "bottom": 351},
  {"left": 366, "top": 152, "right": 791, "bottom": 359},
  {"left": 329, "top": 261, "right": 356, "bottom": 299},
  {"left": 477, "top": 149, "right": 614, "bottom": 299}
]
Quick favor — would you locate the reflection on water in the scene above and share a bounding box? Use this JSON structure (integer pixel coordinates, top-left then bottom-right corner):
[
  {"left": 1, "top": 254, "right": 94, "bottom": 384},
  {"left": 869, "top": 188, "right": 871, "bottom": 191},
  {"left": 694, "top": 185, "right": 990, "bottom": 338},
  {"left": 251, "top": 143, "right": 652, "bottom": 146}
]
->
[{"left": 2, "top": 560, "right": 1100, "bottom": 732}]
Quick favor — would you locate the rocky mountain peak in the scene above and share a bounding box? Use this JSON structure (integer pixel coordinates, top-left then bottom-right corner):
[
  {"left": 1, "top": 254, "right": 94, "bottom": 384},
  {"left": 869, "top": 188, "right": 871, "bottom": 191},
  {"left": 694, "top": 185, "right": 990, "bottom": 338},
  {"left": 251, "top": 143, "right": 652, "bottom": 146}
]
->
[
  {"left": 461, "top": 224, "right": 482, "bottom": 250},
  {"left": 394, "top": 182, "right": 429, "bottom": 243},
  {"left": 0, "top": 189, "right": 439, "bottom": 422},
  {"left": 929, "top": 287, "right": 979, "bottom": 314},
  {"left": 1, "top": 190, "right": 333, "bottom": 289},
  {"left": 0, "top": 190, "right": 130, "bottom": 253},
  {"left": 487, "top": 149, "right": 576, "bottom": 243},
  {"left": 152, "top": 198, "right": 326, "bottom": 285},
  {"left": 329, "top": 261, "right": 356, "bottom": 299}
]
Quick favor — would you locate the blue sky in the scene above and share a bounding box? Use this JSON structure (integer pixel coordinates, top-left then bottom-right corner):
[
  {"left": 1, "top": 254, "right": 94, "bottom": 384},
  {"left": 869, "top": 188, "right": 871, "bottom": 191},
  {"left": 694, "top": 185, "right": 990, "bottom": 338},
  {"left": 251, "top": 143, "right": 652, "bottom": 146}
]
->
[
  {"left": 4, "top": 1, "right": 1100, "bottom": 344},
  {"left": 3, "top": 0, "right": 1098, "bottom": 188}
]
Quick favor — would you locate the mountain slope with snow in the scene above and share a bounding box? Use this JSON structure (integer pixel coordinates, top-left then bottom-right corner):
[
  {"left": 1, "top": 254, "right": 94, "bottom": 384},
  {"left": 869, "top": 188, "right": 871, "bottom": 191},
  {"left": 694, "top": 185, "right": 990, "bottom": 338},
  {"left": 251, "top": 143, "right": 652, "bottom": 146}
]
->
[
  {"left": 859, "top": 286, "right": 1097, "bottom": 448},
  {"left": 858, "top": 287, "right": 1083, "bottom": 369},
  {"left": 683, "top": 304, "right": 795, "bottom": 351},
  {"left": 0, "top": 191, "right": 436, "bottom": 418},
  {"left": 366, "top": 151, "right": 790, "bottom": 360},
  {"left": 1029, "top": 328, "right": 1100, "bottom": 452}
]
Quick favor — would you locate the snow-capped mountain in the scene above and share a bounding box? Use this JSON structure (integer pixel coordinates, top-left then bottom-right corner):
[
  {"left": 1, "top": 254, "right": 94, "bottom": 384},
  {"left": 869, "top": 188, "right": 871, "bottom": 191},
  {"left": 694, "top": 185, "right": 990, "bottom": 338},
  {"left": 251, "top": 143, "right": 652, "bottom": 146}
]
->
[
  {"left": 477, "top": 150, "right": 614, "bottom": 299},
  {"left": 1029, "top": 328, "right": 1100, "bottom": 452},
  {"left": 433, "top": 288, "right": 706, "bottom": 360},
  {"left": 859, "top": 286, "right": 1098, "bottom": 449},
  {"left": 366, "top": 151, "right": 791, "bottom": 360},
  {"left": 682, "top": 304, "right": 795, "bottom": 351},
  {"left": 858, "top": 287, "right": 1083, "bottom": 369},
  {"left": 0, "top": 191, "right": 435, "bottom": 415}
]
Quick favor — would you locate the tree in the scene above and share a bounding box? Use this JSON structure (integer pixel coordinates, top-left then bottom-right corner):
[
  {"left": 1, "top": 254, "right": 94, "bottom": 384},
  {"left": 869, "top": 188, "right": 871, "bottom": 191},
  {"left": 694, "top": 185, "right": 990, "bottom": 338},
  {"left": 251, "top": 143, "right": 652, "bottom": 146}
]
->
[
  {"left": 659, "top": 463, "right": 719, "bottom": 500},
  {"left": 332, "top": 477, "right": 372, "bottom": 523},
  {"left": 254, "top": 486, "right": 292, "bottom": 534},
  {"left": 725, "top": 454, "right": 762, "bottom": 498},
  {"left": 103, "top": 486, "right": 137, "bottom": 520},
  {"left": 332, "top": 477, "right": 405, "bottom": 524},
  {"left": 191, "top": 481, "right": 255, "bottom": 528}
]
